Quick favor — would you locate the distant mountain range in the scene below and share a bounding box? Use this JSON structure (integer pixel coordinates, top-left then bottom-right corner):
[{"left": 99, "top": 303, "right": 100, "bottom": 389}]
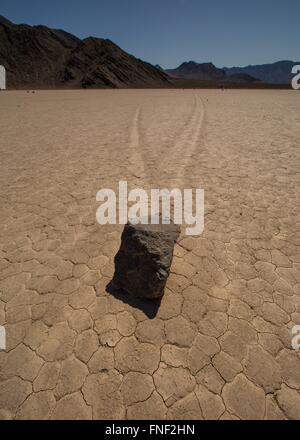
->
[
  {"left": 166, "top": 60, "right": 299, "bottom": 84},
  {"left": 0, "top": 15, "right": 170, "bottom": 88},
  {"left": 166, "top": 61, "right": 258, "bottom": 83},
  {"left": 224, "top": 61, "right": 299, "bottom": 84},
  {"left": 0, "top": 15, "right": 297, "bottom": 88}
]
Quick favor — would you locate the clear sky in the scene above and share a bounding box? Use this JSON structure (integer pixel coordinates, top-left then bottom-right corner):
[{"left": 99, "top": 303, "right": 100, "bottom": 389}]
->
[{"left": 1, "top": 0, "right": 299, "bottom": 68}]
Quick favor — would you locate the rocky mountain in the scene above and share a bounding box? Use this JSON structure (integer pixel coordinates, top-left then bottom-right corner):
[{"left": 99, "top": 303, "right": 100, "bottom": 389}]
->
[
  {"left": 224, "top": 61, "right": 299, "bottom": 84},
  {"left": 166, "top": 61, "right": 226, "bottom": 80},
  {"left": 0, "top": 15, "right": 171, "bottom": 88},
  {"left": 166, "top": 61, "right": 258, "bottom": 83}
]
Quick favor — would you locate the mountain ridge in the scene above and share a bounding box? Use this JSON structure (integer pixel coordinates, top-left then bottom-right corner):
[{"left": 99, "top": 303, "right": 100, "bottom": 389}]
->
[
  {"left": 0, "top": 15, "right": 171, "bottom": 89},
  {"left": 223, "top": 60, "right": 299, "bottom": 84},
  {"left": 166, "top": 61, "right": 259, "bottom": 83},
  {"left": 166, "top": 60, "right": 299, "bottom": 84},
  {"left": 0, "top": 15, "right": 297, "bottom": 88}
]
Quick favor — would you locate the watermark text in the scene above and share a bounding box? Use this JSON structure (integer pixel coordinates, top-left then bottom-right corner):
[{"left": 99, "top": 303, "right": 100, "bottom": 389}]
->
[
  {"left": 292, "top": 65, "right": 300, "bottom": 90},
  {"left": 292, "top": 325, "right": 300, "bottom": 351},
  {"left": 96, "top": 181, "right": 204, "bottom": 236},
  {"left": 0, "top": 325, "right": 6, "bottom": 351}
]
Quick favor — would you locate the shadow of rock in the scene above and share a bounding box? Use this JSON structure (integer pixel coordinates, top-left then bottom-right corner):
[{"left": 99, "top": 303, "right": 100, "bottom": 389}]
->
[{"left": 106, "top": 281, "right": 161, "bottom": 320}]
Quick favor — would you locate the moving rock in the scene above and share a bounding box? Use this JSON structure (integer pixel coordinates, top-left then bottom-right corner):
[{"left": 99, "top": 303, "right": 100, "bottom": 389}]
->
[{"left": 112, "top": 221, "right": 180, "bottom": 300}]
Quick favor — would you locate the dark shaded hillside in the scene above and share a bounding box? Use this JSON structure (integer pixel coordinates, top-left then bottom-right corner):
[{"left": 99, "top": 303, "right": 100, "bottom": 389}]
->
[
  {"left": 62, "top": 37, "right": 170, "bottom": 88},
  {"left": 0, "top": 15, "right": 171, "bottom": 89}
]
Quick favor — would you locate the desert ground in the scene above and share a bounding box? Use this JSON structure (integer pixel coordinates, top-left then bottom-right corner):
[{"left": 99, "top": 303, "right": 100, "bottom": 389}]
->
[{"left": 0, "top": 89, "right": 299, "bottom": 420}]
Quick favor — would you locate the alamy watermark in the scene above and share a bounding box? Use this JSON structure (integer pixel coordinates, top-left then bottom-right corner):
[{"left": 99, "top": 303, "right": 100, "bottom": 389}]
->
[
  {"left": 292, "top": 325, "right": 300, "bottom": 351},
  {"left": 0, "top": 65, "right": 6, "bottom": 90},
  {"left": 96, "top": 181, "right": 204, "bottom": 236},
  {"left": 292, "top": 65, "right": 300, "bottom": 90},
  {"left": 0, "top": 325, "right": 6, "bottom": 351}
]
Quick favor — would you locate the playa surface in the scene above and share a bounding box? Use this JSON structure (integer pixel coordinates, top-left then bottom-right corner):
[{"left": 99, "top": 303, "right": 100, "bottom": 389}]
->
[{"left": 0, "top": 89, "right": 299, "bottom": 420}]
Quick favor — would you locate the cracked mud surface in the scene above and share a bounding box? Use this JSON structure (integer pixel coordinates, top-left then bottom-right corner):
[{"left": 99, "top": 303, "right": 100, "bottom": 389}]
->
[{"left": 0, "top": 89, "right": 299, "bottom": 420}]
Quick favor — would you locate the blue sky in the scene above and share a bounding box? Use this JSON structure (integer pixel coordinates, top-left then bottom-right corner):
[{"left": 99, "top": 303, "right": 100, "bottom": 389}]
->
[{"left": 1, "top": 0, "right": 299, "bottom": 68}]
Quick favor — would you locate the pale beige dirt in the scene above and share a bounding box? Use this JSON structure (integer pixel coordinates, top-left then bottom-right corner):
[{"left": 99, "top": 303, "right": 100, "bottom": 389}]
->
[{"left": 0, "top": 89, "right": 299, "bottom": 420}]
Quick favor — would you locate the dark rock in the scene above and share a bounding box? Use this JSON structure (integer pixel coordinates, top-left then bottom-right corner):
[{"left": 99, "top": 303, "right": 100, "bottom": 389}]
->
[{"left": 113, "top": 221, "right": 180, "bottom": 300}]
